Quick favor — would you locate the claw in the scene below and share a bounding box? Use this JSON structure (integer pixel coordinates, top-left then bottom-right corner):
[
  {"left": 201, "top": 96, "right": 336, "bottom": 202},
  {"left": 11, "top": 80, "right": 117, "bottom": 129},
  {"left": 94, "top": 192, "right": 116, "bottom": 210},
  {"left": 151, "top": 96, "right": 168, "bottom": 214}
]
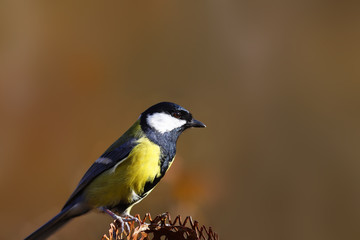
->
[
  {"left": 115, "top": 217, "right": 130, "bottom": 234},
  {"left": 98, "top": 207, "right": 139, "bottom": 235},
  {"left": 123, "top": 214, "right": 141, "bottom": 225}
]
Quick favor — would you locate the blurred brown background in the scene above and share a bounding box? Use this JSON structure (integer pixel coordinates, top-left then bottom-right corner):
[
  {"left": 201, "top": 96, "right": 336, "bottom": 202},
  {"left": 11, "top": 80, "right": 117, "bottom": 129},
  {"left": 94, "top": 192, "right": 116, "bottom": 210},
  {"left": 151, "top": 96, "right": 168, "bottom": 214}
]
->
[{"left": 1, "top": 1, "right": 360, "bottom": 239}]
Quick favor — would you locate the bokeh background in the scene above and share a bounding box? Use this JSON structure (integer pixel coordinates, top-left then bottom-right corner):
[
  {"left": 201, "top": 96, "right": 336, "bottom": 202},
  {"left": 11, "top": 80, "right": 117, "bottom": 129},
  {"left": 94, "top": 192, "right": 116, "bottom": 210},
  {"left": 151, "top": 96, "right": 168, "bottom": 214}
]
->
[{"left": 1, "top": 1, "right": 360, "bottom": 239}]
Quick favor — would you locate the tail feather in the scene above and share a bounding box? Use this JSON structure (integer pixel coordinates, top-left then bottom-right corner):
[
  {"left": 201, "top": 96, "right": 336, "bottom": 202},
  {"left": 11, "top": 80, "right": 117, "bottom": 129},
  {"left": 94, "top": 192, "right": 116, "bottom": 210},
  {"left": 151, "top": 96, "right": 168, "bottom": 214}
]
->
[
  {"left": 25, "top": 203, "right": 89, "bottom": 240},
  {"left": 25, "top": 209, "right": 73, "bottom": 240}
]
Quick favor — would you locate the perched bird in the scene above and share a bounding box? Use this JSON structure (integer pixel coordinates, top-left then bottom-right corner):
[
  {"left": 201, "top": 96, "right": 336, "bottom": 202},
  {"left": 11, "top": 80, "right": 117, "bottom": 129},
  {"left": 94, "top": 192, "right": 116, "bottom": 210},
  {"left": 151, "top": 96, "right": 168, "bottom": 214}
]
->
[{"left": 25, "top": 102, "right": 205, "bottom": 240}]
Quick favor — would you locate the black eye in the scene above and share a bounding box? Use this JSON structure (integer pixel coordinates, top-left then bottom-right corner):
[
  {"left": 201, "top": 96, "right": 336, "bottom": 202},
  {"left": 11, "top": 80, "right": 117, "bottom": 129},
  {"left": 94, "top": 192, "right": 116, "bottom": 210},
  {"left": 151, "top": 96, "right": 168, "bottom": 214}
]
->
[{"left": 172, "top": 111, "right": 182, "bottom": 119}]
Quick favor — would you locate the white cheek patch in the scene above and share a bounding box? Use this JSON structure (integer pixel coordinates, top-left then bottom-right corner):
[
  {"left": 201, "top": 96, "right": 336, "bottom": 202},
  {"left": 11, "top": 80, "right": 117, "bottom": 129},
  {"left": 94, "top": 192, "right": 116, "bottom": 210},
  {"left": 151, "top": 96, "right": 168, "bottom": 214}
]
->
[{"left": 147, "top": 112, "right": 186, "bottom": 133}]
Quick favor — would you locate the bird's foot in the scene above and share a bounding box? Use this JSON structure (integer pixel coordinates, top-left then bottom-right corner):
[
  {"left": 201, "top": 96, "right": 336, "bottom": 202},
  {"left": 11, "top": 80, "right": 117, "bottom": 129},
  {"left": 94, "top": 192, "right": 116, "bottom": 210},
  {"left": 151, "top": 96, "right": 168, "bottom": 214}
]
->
[
  {"left": 114, "top": 216, "right": 131, "bottom": 234},
  {"left": 98, "top": 207, "right": 140, "bottom": 234},
  {"left": 114, "top": 214, "right": 141, "bottom": 234},
  {"left": 122, "top": 214, "right": 141, "bottom": 225}
]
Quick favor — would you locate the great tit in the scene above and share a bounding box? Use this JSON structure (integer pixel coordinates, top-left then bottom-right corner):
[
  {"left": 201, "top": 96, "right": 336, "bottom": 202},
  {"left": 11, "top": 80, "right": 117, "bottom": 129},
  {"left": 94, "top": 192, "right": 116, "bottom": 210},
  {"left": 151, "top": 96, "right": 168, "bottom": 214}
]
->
[{"left": 25, "top": 102, "right": 205, "bottom": 240}]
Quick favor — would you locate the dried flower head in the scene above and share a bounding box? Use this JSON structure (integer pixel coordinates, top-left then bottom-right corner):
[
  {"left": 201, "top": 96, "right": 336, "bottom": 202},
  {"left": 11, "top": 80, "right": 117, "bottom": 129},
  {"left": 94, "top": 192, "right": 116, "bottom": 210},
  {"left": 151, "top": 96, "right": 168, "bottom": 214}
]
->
[{"left": 102, "top": 213, "right": 218, "bottom": 240}]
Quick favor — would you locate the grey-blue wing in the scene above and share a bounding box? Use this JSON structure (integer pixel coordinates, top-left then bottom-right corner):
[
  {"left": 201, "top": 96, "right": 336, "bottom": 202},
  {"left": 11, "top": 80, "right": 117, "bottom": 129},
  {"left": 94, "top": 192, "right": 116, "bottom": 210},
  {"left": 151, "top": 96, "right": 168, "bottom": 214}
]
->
[{"left": 62, "top": 139, "right": 138, "bottom": 210}]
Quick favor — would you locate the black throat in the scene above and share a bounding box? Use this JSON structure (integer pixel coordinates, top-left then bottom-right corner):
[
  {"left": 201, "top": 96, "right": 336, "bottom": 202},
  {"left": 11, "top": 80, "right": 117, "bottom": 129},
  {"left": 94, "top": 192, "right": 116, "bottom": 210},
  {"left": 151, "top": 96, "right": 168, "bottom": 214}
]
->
[
  {"left": 142, "top": 125, "right": 181, "bottom": 172},
  {"left": 140, "top": 127, "right": 182, "bottom": 196}
]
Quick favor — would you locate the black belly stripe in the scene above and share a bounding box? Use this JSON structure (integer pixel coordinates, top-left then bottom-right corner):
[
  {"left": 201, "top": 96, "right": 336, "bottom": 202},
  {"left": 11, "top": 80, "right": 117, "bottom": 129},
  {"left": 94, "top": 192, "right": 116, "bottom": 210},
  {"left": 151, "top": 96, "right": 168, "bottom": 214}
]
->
[{"left": 142, "top": 155, "right": 174, "bottom": 196}]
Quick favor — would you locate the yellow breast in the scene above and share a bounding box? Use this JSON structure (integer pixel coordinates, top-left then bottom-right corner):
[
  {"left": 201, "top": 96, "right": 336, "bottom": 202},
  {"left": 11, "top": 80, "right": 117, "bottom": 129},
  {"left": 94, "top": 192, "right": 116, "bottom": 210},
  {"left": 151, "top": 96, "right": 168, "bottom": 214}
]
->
[{"left": 84, "top": 137, "right": 161, "bottom": 207}]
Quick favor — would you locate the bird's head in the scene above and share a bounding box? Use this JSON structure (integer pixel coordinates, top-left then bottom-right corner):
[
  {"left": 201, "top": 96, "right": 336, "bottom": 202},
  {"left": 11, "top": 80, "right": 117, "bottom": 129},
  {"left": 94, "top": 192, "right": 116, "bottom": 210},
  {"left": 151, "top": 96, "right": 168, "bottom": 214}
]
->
[{"left": 140, "top": 102, "right": 206, "bottom": 136}]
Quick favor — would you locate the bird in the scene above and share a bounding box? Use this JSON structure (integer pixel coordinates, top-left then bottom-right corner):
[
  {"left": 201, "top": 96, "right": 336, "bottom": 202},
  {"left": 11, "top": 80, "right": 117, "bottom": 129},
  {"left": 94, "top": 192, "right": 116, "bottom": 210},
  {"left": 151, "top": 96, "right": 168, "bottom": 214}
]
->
[{"left": 25, "top": 102, "right": 206, "bottom": 240}]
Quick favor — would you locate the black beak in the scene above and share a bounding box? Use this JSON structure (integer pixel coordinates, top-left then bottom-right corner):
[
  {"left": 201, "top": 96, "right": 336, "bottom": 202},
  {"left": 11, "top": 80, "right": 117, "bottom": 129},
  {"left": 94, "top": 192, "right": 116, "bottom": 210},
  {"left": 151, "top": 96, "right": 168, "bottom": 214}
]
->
[{"left": 188, "top": 118, "right": 206, "bottom": 128}]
